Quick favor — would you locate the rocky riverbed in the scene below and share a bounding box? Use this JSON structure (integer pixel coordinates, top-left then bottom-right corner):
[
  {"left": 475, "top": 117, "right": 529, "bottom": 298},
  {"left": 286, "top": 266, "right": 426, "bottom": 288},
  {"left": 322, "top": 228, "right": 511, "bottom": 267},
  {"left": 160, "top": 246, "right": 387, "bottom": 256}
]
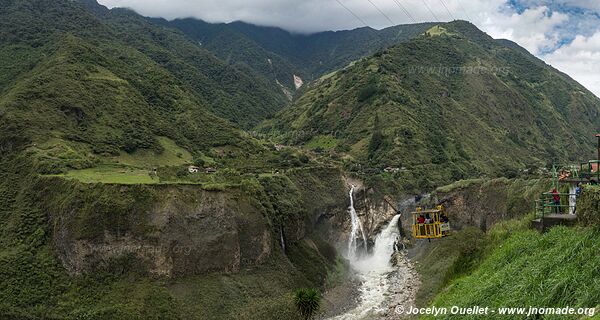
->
[{"left": 321, "top": 250, "right": 420, "bottom": 319}]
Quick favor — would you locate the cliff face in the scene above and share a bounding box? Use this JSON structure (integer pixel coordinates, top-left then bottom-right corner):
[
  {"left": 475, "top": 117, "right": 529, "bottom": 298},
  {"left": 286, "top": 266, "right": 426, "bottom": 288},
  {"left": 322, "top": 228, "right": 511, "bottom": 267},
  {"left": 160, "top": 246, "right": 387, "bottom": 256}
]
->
[
  {"left": 45, "top": 174, "right": 548, "bottom": 278},
  {"left": 422, "top": 178, "right": 550, "bottom": 231},
  {"left": 326, "top": 178, "right": 410, "bottom": 252},
  {"left": 0, "top": 151, "right": 356, "bottom": 318},
  {"left": 37, "top": 167, "right": 350, "bottom": 278},
  {"left": 45, "top": 182, "right": 271, "bottom": 277}
]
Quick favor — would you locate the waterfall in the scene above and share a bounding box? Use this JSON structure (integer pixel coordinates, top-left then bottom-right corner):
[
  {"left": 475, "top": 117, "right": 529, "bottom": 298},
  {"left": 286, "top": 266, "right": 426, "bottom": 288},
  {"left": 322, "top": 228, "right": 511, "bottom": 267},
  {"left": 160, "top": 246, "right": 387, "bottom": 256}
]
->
[
  {"left": 330, "top": 214, "right": 402, "bottom": 320},
  {"left": 279, "top": 225, "right": 286, "bottom": 253},
  {"left": 348, "top": 185, "right": 367, "bottom": 260},
  {"left": 370, "top": 214, "right": 401, "bottom": 268},
  {"left": 353, "top": 214, "right": 401, "bottom": 273}
]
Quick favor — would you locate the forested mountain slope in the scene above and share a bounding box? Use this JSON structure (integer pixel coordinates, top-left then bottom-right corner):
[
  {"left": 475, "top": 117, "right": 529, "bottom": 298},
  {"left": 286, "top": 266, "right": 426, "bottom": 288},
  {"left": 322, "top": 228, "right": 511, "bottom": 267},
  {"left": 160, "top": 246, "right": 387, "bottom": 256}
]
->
[
  {"left": 259, "top": 21, "right": 600, "bottom": 190},
  {"left": 1, "top": 0, "right": 288, "bottom": 136},
  {"left": 155, "top": 18, "right": 435, "bottom": 93},
  {"left": 0, "top": 0, "right": 289, "bottom": 177}
]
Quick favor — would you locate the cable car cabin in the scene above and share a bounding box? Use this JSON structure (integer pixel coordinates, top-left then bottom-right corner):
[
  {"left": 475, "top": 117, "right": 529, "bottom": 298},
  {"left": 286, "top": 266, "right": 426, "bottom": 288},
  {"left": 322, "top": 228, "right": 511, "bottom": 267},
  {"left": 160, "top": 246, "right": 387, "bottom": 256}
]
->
[{"left": 412, "top": 205, "right": 451, "bottom": 239}]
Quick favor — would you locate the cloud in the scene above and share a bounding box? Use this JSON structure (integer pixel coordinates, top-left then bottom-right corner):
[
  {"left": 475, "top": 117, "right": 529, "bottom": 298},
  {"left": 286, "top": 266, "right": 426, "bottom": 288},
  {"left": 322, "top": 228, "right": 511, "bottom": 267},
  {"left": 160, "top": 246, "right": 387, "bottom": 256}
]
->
[
  {"left": 97, "top": 0, "right": 600, "bottom": 97},
  {"left": 544, "top": 32, "right": 600, "bottom": 96},
  {"left": 479, "top": 6, "right": 569, "bottom": 54}
]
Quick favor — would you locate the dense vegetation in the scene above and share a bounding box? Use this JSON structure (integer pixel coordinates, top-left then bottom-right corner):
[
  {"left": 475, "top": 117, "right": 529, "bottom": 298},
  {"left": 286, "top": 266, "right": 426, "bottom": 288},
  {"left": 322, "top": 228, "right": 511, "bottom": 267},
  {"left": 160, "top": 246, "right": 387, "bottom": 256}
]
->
[
  {"left": 156, "top": 18, "right": 435, "bottom": 92},
  {"left": 0, "top": 3, "right": 349, "bottom": 318},
  {"left": 1, "top": 1, "right": 599, "bottom": 319},
  {"left": 1, "top": 0, "right": 287, "bottom": 141},
  {"left": 425, "top": 225, "right": 600, "bottom": 319},
  {"left": 577, "top": 185, "right": 600, "bottom": 225},
  {"left": 0, "top": 148, "right": 346, "bottom": 319},
  {"left": 259, "top": 21, "right": 600, "bottom": 192}
]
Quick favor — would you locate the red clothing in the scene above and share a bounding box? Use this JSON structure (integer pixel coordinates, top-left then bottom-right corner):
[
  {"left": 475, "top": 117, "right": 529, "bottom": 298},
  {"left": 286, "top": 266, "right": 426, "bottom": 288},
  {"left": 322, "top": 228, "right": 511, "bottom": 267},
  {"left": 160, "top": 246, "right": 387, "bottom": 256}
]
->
[
  {"left": 417, "top": 216, "right": 425, "bottom": 224},
  {"left": 552, "top": 189, "right": 560, "bottom": 202}
]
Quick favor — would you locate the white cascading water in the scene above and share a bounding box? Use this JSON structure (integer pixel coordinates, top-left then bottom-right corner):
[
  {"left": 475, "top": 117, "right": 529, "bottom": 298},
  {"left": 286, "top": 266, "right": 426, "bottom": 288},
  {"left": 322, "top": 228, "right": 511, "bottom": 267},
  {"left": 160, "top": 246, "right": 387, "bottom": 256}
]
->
[
  {"left": 279, "top": 225, "right": 286, "bottom": 253},
  {"left": 331, "top": 214, "right": 402, "bottom": 320},
  {"left": 347, "top": 185, "right": 367, "bottom": 260},
  {"left": 569, "top": 185, "right": 577, "bottom": 215}
]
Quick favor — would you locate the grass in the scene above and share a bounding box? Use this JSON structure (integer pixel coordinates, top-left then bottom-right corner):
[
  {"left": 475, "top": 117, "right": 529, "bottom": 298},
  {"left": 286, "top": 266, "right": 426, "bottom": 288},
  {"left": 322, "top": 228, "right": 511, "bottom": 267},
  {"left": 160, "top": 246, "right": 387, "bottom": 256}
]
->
[
  {"left": 425, "top": 25, "right": 453, "bottom": 36},
  {"left": 412, "top": 227, "right": 487, "bottom": 306},
  {"left": 304, "top": 135, "right": 339, "bottom": 150},
  {"left": 56, "top": 165, "right": 157, "bottom": 184},
  {"left": 435, "top": 179, "right": 485, "bottom": 193},
  {"left": 425, "top": 226, "right": 600, "bottom": 319},
  {"left": 111, "top": 137, "right": 193, "bottom": 168},
  {"left": 413, "top": 214, "right": 535, "bottom": 307}
]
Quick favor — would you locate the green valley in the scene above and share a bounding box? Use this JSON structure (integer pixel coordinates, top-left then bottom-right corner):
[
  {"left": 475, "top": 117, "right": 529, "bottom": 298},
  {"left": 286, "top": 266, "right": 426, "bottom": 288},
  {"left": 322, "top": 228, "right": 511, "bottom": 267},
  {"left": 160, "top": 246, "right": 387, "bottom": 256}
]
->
[{"left": 1, "top": 0, "right": 600, "bottom": 319}]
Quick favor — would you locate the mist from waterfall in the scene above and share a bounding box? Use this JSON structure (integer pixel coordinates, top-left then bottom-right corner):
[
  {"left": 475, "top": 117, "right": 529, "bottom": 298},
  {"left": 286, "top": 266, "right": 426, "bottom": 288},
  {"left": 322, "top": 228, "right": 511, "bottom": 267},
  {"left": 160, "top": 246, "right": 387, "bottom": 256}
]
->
[
  {"left": 331, "top": 214, "right": 402, "bottom": 319},
  {"left": 347, "top": 185, "right": 367, "bottom": 260},
  {"left": 352, "top": 214, "right": 401, "bottom": 273}
]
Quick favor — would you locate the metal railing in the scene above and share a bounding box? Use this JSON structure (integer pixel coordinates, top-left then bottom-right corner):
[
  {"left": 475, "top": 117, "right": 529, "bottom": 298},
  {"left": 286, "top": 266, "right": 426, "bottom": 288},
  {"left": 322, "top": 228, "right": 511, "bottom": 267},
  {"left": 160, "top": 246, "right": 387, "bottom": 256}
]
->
[
  {"left": 579, "top": 160, "right": 600, "bottom": 181},
  {"left": 535, "top": 192, "right": 578, "bottom": 218}
]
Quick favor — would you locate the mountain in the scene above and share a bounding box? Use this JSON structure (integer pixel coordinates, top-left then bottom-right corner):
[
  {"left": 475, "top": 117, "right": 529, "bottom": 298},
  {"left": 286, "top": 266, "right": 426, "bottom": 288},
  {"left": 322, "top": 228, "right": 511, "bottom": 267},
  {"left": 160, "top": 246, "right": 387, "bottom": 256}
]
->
[
  {"left": 259, "top": 21, "right": 600, "bottom": 191},
  {"left": 149, "top": 18, "right": 302, "bottom": 95},
  {"left": 153, "top": 18, "right": 436, "bottom": 94},
  {"left": 0, "top": 0, "right": 291, "bottom": 178},
  {"left": 2, "top": 1, "right": 600, "bottom": 318},
  {"left": 1, "top": 0, "right": 289, "bottom": 132},
  {"left": 0, "top": 1, "right": 343, "bottom": 318}
]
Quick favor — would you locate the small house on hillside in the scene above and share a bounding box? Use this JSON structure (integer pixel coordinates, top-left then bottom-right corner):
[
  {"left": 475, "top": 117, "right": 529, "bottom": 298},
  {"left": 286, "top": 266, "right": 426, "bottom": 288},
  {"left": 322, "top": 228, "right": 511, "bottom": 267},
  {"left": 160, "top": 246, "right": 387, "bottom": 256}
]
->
[
  {"left": 188, "top": 166, "right": 200, "bottom": 174},
  {"left": 205, "top": 167, "right": 217, "bottom": 174}
]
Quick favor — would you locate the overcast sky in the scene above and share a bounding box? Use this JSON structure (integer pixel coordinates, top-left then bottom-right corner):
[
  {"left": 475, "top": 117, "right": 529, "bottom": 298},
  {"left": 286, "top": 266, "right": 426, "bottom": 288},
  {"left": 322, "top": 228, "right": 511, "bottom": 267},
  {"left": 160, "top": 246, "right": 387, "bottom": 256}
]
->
[{"left": 97, "top": 0, "right": 600, "bottom": 97}]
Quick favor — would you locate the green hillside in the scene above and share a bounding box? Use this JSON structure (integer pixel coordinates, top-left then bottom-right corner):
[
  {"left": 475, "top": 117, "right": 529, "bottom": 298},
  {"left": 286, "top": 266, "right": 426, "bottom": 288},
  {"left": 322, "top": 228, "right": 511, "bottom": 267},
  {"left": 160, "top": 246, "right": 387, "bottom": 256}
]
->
[
  {"left": 150, "top": 18, "right": 302, "bottom": 93},
  {"left": 0, "top": 2, "right": 345, "bottom": 318},
  {"left": 226, "top": 21, "right": 436, "bottom": 78},
  {"left": 259, "top": 21, "right": 600, "bottom": 191},
  {"left": 425, "top": 225, "right": 600, "bottom": 319},
  {"left": 0, "top": 0, "right": 299, "bottom": 177},
  {"left": 156, "top": 18, "right": 435, "bottom": 93}
]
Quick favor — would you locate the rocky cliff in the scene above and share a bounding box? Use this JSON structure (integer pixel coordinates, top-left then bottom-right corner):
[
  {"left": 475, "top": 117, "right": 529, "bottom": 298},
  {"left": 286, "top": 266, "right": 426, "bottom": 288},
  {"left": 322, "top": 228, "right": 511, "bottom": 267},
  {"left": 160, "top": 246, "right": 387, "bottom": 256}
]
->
[
  {"left": 421, "top": 178, "right": 550, "bottom": 232},
  {"left": 35, "top": 166, "right": 350, "bottom": 278}
]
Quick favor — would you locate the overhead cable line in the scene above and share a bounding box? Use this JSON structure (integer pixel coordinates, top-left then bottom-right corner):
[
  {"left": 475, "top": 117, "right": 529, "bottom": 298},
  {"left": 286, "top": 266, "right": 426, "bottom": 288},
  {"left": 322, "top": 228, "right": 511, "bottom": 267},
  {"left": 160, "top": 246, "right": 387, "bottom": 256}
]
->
[
  {"left": 334, "top": 0, "right": 369, "bottom": 27},
  {"left": 366, "top": 0, "right": 396, "bottom": 25},
  {"left": 421, "top": 0, "right": 440, "bottom": 22},
  {"left": 455, "top": 0, "right": 472, "bottom": 21},
  {"left": 392, "top": 0, "right": 417, "bottom": 23},
  {"left": 438, "top": 0, "right": 455, "bottom": 20}
]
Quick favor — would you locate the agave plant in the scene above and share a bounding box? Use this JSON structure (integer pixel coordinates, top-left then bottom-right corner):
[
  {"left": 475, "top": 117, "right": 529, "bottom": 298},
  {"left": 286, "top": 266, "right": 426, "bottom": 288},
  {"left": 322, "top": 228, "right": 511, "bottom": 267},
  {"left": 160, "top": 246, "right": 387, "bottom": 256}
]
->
[{"left": 293, "top": 288, "right": 321, "bottom": 320}]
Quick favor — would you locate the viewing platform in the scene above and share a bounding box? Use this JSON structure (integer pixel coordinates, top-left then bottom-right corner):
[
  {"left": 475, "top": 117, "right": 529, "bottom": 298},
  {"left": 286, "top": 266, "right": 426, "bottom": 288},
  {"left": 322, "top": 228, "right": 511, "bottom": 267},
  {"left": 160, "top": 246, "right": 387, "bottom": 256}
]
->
[{"left": 531, "top": 214, "right": 578, "bottom": 232}]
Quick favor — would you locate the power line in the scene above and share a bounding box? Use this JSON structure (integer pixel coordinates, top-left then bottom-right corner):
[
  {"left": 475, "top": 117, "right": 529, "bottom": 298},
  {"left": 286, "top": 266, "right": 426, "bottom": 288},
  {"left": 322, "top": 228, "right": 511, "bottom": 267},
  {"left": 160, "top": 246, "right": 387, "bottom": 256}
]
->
[
  {"left": 392, "top": 0, "right": 417, "bottom": 23},
  {"left": 438, "top": 0, "right": 455, "bottom": 20},
  {"left": 421, "top": 0, "right": 440, "bottom": 22},
  {"left": 366, "top": 0, "right": 396, "bottom": 25},
  {"left": 334, "top": 0, "right": 369, "bottom": 27},
  {"left": 455, "top": 0, "right": 472, "bottom": 21}
]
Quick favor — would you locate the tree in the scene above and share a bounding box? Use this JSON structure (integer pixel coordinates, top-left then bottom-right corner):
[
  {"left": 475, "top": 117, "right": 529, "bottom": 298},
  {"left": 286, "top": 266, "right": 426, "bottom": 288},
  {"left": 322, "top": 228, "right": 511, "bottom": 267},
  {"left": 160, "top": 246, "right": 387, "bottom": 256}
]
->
[
  {"left": 368, "top": 113, "right": 383, "bottom": 159},
  {"left": 293, "top": 288, "right": 321, "bottom": 320},
  {"left": 299, "top": 154, "right": 310, "bottom": 164},
  {"left": 192, "top": 154, "right": 205, "bottom": 167}
]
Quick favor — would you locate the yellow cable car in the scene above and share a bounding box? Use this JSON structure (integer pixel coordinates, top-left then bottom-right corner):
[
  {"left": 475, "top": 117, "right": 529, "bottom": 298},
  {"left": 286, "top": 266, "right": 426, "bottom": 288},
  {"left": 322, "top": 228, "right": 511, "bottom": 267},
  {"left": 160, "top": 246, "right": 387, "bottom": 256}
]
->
[{"left": 412, "top": 205, "right": 451, "bottom": 239}]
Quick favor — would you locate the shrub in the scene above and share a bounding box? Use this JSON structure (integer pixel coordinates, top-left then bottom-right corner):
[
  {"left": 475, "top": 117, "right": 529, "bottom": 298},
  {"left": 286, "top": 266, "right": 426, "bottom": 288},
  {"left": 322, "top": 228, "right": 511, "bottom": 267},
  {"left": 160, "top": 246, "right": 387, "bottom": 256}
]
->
[
  {"left": 578, "top": 185, "right": 600, "bottom": 226},
  {"left": 293, "top": 288, "right": 321, "bottom": 320}
]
